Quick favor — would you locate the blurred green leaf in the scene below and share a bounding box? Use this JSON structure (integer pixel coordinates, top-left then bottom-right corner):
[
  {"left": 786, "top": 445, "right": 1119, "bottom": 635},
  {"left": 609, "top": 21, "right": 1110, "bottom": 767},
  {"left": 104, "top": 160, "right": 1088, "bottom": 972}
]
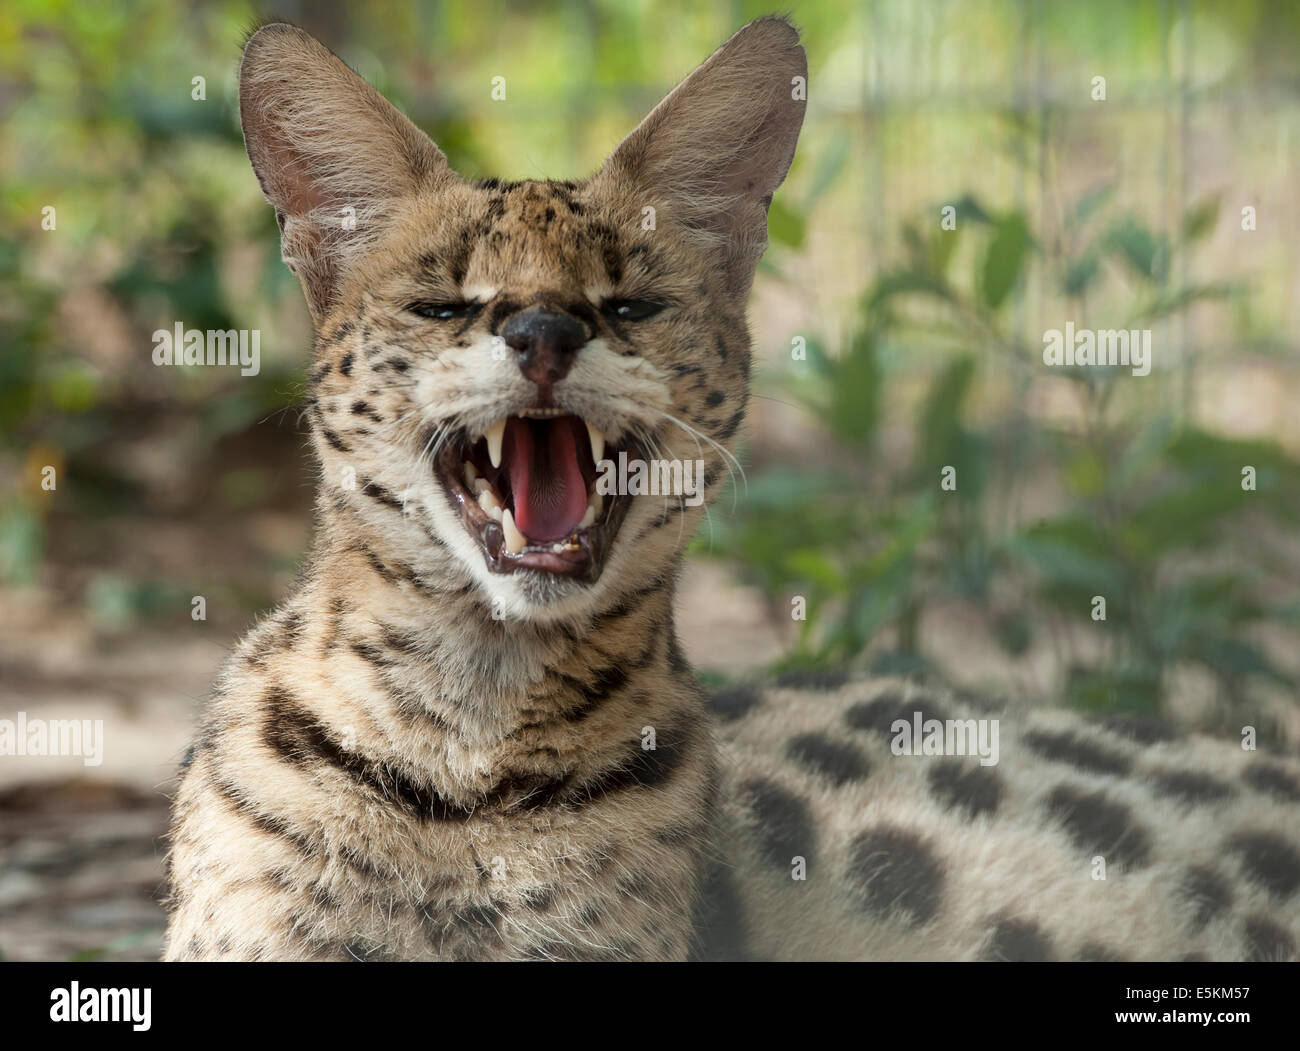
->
[
  {"left": 1068, "top": 183, "right": 1115, "bottom": 229},
  {"left": 865, "top": 270, "right": 955, "bottom": 312},
  {"left": 767, "top": 197, "right": 805, "bottom": 248},
  {"left": 1194, "top": 637, "right": 1292, "bottom": 687},
  {"left": 930, "top": 225, "right": 959, "bottom": 276},
  {"left": 1062, "top": 253, "right": 1101, "bottom": 297},
  {"left": 1066, "top": 665, "right": 1162, "bottom": 714},
  {"left": 1105, "top": 216, "right": 1167, "bottom": 282},
  {"left": 827, "top": 326, "right": 880, "bottom": 447},
  {"left": 1125, "top": 483, "right": 1251, "bottom": 558},
  {"left": 1182, "top": 195, "right": 1221, "bottom": 242},
  {"left": 1130, "top": 282, "right": 1239, "bottom": 323},
  {"left": 979, "top": 211, "right": 1030, "bottom": 310},
  {"left": 916, "top": 355, "right": 975, "bottom": 474},
  {"left": 804, "top": 130, "right": 850, "bottom": 210},
  {"left": 951, "top": 193, "right": 995, "bottom": 225},
  {"left": 0, "top": 504, "right": 43, "bottom": 586},
  {"left": 49, "top": 364, "right": 99, "bottom": 414},
  {"left": 785, "top": 549, "right": 847, "bottom": 595}
]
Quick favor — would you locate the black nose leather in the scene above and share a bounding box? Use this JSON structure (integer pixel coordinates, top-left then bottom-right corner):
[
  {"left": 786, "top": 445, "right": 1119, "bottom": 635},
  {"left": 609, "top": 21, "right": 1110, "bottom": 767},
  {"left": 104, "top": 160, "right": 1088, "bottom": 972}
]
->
[{"left": 501, "top": 308, "right": 587, "bottom": 395}]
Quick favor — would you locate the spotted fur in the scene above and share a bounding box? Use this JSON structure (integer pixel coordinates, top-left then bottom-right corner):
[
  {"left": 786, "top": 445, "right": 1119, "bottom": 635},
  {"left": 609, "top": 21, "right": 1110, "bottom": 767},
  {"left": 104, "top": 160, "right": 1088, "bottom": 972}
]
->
[
  {"left": 164, "top": 18, "right": 1300, "bottom": 962},
  {"left": 708, "top": 678, "right": 1300, "bottom": 960}
]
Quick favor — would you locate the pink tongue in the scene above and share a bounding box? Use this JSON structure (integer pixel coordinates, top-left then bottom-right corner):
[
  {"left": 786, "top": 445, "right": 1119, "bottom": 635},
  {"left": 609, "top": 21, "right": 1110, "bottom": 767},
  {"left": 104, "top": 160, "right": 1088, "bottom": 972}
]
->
[{"left": 505, "top": 419, "right": 589, "bottom": 543}]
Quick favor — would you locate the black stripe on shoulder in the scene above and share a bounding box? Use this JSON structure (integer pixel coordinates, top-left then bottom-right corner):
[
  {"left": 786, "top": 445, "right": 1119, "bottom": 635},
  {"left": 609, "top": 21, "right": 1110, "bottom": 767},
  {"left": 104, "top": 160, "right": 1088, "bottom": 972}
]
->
[
  {"left": 559, "top": 661, "right": 630, "bottom": 723},
  {"left": 211, "top": 774, "right": 316, "bottom": 856},
  {"left": 590, "top": 577, "right": 668, "bottom": 631},
  {"left": 564, "top": 709, "right": 702, "bottom": 803},
  {"left": 261, "top": 687, "right": 471, "bottom": 822},
  {"left": 486, "top": 709, "right": 702, "bottom": 812}
]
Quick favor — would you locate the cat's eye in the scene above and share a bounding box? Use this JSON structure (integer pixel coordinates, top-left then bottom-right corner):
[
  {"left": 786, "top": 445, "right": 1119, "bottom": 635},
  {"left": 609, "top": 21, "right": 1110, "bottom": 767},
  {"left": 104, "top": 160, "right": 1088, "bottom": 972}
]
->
[
  {"left": 409, "top": 301, "right": 478, "bottom": 321},
  {"left": 602, "top": 299, "right": 664, "bottom": 322}
]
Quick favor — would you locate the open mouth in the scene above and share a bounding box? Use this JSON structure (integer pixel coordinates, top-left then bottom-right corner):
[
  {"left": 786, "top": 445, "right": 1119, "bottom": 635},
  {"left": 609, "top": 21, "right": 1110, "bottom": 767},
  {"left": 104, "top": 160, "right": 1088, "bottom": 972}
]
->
[{"left": 434, "top": 410, "right": 633, "bottom": 582}]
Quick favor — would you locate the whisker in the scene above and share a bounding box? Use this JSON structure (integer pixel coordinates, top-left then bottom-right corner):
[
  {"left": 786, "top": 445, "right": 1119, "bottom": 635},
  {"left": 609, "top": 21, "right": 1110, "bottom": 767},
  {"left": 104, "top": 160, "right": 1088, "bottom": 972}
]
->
[
  {"left": 640, "top": 425, "right": 699, "bottom": 549},
  {"left": 658, "top": 411, "right": 745, "bottom": 513}
]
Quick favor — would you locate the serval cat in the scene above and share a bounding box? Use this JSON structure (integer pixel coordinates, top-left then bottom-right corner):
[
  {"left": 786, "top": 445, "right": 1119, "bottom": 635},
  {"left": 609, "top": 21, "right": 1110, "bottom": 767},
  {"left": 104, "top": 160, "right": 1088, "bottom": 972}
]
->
[{"left": 164, "top": 17, "right": 1300, "bottom": 962}]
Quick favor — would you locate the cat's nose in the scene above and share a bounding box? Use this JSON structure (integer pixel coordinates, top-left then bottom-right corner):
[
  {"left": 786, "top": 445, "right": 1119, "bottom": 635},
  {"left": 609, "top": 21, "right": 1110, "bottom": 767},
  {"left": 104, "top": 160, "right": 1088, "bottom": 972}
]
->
[{"left": 500, "top": 308, "right": 587, "bottom": 393}]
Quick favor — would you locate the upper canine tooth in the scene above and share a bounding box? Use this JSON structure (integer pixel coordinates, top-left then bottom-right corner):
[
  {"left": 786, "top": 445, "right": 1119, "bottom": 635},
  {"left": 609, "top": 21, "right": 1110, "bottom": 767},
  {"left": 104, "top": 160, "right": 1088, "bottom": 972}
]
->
[
  {"left": 501, "top": 507, "right": 526, "bottom": 554},
  {"left": 485, "top": 419, "right": 506, "bottom": 469},
  {"left": 585, "top": 421, "right": 605, "bottom": 466}
]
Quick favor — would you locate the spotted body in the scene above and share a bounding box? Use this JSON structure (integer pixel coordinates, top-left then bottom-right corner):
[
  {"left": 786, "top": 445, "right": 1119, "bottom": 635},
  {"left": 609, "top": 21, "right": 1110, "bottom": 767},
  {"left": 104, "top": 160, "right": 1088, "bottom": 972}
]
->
[
  {"left": 708, "top": 674, "right": 1300, "bottom": 961},
  {"left": 163, "top": 18, "right": 1300, "bottom": 962}
]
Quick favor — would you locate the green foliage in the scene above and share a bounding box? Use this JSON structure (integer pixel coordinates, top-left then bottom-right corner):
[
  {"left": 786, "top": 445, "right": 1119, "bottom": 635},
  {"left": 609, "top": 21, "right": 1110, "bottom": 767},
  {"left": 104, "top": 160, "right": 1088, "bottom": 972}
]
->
[
  {"left": 979, "top": 211, "right": 1032, "bottom": 310},
  {"left": 726, "top": 181, "right": 1298, "bottom": 720}
]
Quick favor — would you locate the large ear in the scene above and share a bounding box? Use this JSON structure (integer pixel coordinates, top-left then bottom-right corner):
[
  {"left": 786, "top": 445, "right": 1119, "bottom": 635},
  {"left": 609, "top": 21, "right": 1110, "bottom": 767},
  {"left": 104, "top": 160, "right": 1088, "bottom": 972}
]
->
[
  {"left": 598, "top": 17, "right": 807, "bottom": 301},
  {"left": 239, "top": 23, "right": 453, "bottom": 321}
]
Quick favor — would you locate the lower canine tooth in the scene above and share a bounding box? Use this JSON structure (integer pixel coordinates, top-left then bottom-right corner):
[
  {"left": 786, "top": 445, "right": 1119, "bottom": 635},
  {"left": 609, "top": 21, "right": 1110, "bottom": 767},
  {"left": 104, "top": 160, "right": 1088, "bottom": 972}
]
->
[
  {"left": 472, "top": 477, "right": 491, "bottom": 494},
  {"left": 578, "top": 504, "right": 596, "bottom": 529},
  {"left": 478, "top": 489, "right": 503, "bottom": 521},
  {"left": 462, "top": 460, "right": 479, "bottom": 487},
  {"left": 502, "top": 508, "right": 526, "bottom": 554}
]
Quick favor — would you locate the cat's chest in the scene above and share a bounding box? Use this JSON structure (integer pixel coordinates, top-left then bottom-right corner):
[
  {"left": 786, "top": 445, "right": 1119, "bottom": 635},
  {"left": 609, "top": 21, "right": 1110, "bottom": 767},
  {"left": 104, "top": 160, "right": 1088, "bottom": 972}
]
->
[{"left": 324, "top": 805, "right": 703, "bottom": 961}]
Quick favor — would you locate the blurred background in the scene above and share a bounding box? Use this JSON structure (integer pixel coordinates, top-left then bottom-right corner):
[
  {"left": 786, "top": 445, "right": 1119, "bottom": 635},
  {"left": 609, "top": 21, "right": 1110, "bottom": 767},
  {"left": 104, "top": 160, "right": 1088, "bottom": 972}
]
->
[{"left": 2, "top": 0, "right": 1298, "bottom": 959}]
